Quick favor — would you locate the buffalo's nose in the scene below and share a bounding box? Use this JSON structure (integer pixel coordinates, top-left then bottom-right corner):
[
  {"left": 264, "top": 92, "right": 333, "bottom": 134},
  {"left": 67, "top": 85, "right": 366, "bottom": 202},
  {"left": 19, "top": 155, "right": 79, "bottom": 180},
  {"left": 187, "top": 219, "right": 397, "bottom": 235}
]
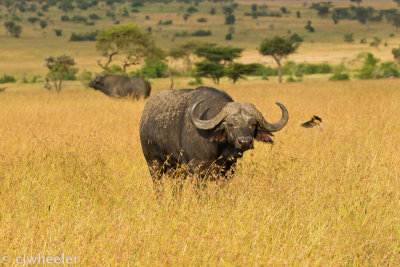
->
[{"left": 237, "top": 137, "right": 253, "bottom": 149}]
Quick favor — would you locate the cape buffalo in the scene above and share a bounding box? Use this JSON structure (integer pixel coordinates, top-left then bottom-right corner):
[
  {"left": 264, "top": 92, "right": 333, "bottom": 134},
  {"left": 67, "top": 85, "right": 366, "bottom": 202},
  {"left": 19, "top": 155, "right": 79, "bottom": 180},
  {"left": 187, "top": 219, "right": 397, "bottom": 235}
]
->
[
  {"left": 89, "top": 74, "right": 151, "bottom": 99},
  {"left": 140, "top": 86, "right": 289, "bottom": 183}
]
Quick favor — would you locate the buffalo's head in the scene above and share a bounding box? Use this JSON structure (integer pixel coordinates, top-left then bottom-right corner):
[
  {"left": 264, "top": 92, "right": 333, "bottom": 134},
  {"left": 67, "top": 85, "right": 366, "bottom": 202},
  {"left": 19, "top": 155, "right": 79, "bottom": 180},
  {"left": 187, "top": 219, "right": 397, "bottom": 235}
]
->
[
  {"left": 89, "top": 74, "right": 105, "bottom": 90},
  {"left": 190, "top": 100, "right": 288, "bottom": 156}
]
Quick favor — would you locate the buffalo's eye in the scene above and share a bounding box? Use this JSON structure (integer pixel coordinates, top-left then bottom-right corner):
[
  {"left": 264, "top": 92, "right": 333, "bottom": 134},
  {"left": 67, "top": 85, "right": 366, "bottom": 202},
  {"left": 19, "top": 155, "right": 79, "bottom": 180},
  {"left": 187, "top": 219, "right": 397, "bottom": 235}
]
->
[{"left": 249, "top": 123, "right": 257, "bottom": 129}]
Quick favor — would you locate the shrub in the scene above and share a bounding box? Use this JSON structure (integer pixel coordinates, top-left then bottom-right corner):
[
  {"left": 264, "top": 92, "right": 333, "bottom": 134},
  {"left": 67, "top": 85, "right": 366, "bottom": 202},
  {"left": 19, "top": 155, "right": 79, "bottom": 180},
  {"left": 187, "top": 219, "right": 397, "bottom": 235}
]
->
[
  {"left": 72, "top": 15, "right": 88, "bottom": 23},
  {"left": 355, "top": 53, "right": 399, "bottom": 79},
  {"left": 225, "top": 14, "right": 235, "bottom": 25},
  {"left": 197, "top": 17, "right": 207, "bottom": 23},
  {"left": 106, "top": 10, "right": 116, "bottom": 19},
  {"left": 356, "top": 53, "right": 380, "bottom": 79},
  {"left": 69, "top": 31, "right": 97, "bottom": 41},
  {"left": 187, "top": 6, "right": 198, "bottom": 13},
  {"left": 89, "top": 14, "right": 101, "bottom": 20},
  {"left": 344, "top": 33, "right": 354, "bottom": 43},
  {"left": 0, "top": 74, "right": 16, "bottom": 84},
  {"left": 108, "top": 65, "right": 124, "bottom": 75},
  {"left": 329, "top": 72, "right": 350, "bottom": 81},
  {"left": 54, "top": 29, "right": 62, "bottom": 36},
  {"left": 191, "top": 30, "right": 211, "bottom": 36},
  {"left": 39, "top": 20, "right": 47, "bottom": 29},
  {"left": 174, "top": 31, "right": 188, "bottom": 37},
  {"left": 305, "top": 20, "right": 314, "bottom": 32},
  {"left": 158, "top": 20, "right": 173, "bottom": 25},
  {"left": 138, "top": 58, "right": 168, "bottom": 78},
  {"left": 286, "top": 76, "right": 301, "bottom": 82},
  {"left": 131, "top": 0, "right": 144, "bottom": 7},
  {"left": 61, "top": 15, "right": 70, "bottom": 21},
  {"left": 188, "top": 77, "right": 203, "bottom": 85},
  {"left": 22, "top": 74, "right": 40, "bottom": 83},
  {"left": 380, "top": 62, "right": 400, "bottom": 78},
  {"left": 78, "top": 70, "right": 93, "bottom": 87},
  {"left": 225, "top": 33, "right": 232, "bottom": 40},
  {"left": 289, "top": 33, "right": 303, "bottom": 43}
]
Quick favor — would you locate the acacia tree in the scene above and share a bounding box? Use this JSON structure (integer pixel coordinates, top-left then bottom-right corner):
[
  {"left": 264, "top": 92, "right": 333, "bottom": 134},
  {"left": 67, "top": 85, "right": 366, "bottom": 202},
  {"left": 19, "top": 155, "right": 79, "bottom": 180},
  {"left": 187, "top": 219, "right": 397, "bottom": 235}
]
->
[
  {"left": 4, "top": 21, "right": 22, "bottom": 38},
  {"left": 259, "top": 36, "right": 300, "bottom": 83},
  {"left": 194, "top": 44, "right": 243, "bottom": 84},
  {"left": 167, "top": 47, "right": 186, "bottom": 89},
  {"left": 96, "top": 24, "right": 163, "bottom": 74},
  {"left": 44, "top": 55, "right": 78, "bottom": 92},
  {"left": 392, "top": 46, "right": 400, "bottom": 64}
]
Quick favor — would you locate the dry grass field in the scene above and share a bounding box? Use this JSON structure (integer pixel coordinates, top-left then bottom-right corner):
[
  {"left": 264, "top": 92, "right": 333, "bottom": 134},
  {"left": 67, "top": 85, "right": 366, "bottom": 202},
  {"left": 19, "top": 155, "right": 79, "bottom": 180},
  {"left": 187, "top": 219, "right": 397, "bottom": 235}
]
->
[{"left": 1, "top": 78, "right": 399, "bottom": 265}]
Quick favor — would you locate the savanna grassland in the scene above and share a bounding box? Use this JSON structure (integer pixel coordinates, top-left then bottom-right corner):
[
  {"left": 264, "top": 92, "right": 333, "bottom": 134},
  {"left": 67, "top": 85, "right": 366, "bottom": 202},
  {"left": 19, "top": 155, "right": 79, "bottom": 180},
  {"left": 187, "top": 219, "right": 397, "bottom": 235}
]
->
[
  {"left": 1, "top": 79, "right": 400, "bottom": 265},
  {"left": 1, "top": 0, "right": 400, "bottom": 265},
  {"left": 0, "top": 0, "right": 400, "bottom": 77}
]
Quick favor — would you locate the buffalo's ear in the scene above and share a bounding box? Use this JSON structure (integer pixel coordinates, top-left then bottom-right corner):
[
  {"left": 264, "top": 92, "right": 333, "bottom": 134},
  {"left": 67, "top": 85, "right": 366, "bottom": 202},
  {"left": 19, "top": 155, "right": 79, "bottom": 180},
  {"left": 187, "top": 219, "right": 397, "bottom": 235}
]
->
[
  {"left": 208, "top": 130, "right": 227, "bottom": 143},
  {"left": 255, "top": 128, "right": 274, "bottom": 143}
]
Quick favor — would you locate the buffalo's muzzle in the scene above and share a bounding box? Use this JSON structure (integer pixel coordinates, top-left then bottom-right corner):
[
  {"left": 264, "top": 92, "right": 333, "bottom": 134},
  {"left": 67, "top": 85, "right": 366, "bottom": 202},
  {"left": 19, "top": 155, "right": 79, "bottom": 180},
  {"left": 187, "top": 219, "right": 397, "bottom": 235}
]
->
[{"left": 237, "top": 136, "right": 253, "bottom": 150}]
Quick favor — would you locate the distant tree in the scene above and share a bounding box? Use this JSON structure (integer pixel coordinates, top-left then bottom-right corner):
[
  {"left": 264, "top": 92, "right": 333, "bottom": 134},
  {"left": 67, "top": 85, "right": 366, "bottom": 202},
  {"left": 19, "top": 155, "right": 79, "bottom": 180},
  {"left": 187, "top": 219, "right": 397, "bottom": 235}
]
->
[
  {"left": 194, "top": 44, "right": 243, "bottom": 84},
  {"left": 54, "top": 29, "right": 62, "bottom": 36},
  {"left": 195, "top": 61, "right": 225, "bottom": 84},
  {"left": 391, "top": 13, "right": 400, "bottom": 30},
  {"left": 280, "top": 7, "right": 288, "bottom": 14},
  {"left": 4, "top": 21, "right": 22, "bottom": 38},
  {"left": 76, "top": 0, "right": 90, "bottom": 10},
  {"left": 28, "top": 3, "right": 38, "bottom": 12},
  {"left": 344, "top": 33, "right": 354, "bottom": 42},
  {"left": 353, "top": 6, "right": 379, "bottom": 30},
  {"left": 131, "top": 0, "right": 144, "bottom": 7},
  {"left": 183, "top": 13, "right": 190, "bottom": 23},
  {"left": 27, "top": 17, "right": 40, "bottom": 27},
  {"left": 210, "top": 7, "right": 216, "bottom": 15},
  {"left": 305, "top": 20, "right": 314, "bottom": 32},
  {"left": 222, "top": 6, "right": 234, "bottom": 16},
  {"left": 251, "top": 4, "right": 257, "bottom": 13},
  {"left": 225, "top": 63, "right": 257, "bottom": 84},
  {"left": 96, "top": 24, "right": 163, "bottom": 74},
  {"left": 195, "top": 45, "right": 243, "bottom": 66},
  {"left": 225, "top": 14, "right": 235, "bottom": 25},
  {"left": 259, "top": 36, "right": 300, "bottom": 83},
  {"left": 187, "top": 6, "right": 198, "bottom": 13},
  {"left": 89, "top": 14, "right": 101, "bottom": 20},
  {"left": 310, "top": 2, "right": 331, "bottom": 17},
  {"left": 58, "top": 0, "right": 74, "bottom": 13},
  {"left": 39, "top": 19, "right": 47, "bottom": 29},
  {"left": 296, "top": 11, "right": 301, "bottom": 18},
  {"left": 44, "top": 55, "right": 78, "bottom": 92},
  {"left": 289, "top": 33, "right": 303, "bottom": 43},
  {"left": 122, "top": 7, "right": 129, "bottom": 17},
  {"left": 167, "top": 47, "right": 186, "bottom": 88},
  {"left": 350, "top": 0, "right": 362, "bottom": 5},
  {"left": 176, "top": 40, "right": 205, "bottom": 74},
  {"left": 370, "top": 37, "right": 381, "bottom": 49},
  {"left": 225, "top": 33, "right": 232, "bottom": 40},
  {"left": 41, "top": 4, "right": 50, "bottom": 12},
  {"left": 392, "top": 46, "right": 400, "bottom": 64}
]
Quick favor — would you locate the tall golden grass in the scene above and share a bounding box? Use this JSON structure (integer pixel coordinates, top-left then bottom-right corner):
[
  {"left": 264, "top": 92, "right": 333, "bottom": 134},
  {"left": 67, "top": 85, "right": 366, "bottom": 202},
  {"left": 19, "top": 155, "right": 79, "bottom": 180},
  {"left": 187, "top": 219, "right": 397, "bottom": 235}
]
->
[{"left": 0, "top": 79, "right": 399, "bottom": 265}]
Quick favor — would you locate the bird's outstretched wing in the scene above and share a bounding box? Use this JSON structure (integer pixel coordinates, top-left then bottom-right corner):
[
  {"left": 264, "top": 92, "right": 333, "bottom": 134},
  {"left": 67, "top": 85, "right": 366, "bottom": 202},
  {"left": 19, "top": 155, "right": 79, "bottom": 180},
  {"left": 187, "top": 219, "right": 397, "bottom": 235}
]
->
[{"left": 300, "top": 120, "right": 317, "bottom": 128}]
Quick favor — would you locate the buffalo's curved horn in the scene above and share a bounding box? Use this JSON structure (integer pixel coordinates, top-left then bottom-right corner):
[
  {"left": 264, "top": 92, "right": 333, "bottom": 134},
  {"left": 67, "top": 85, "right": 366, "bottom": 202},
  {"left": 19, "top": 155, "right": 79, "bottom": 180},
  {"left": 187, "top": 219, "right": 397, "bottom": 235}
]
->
[
  {"left": 245, "top": 102, "right": 289, "bottom": 132},
  {"left": 190, "top": 99, "right": 228, "bottom": 130}
]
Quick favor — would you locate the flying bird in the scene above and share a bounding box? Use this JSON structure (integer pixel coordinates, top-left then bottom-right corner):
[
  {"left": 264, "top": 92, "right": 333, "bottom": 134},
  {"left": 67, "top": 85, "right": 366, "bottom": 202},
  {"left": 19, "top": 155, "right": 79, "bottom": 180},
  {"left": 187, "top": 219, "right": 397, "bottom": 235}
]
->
[{"left": 301, "top": 115, "right": 323, "bottom": 131}]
